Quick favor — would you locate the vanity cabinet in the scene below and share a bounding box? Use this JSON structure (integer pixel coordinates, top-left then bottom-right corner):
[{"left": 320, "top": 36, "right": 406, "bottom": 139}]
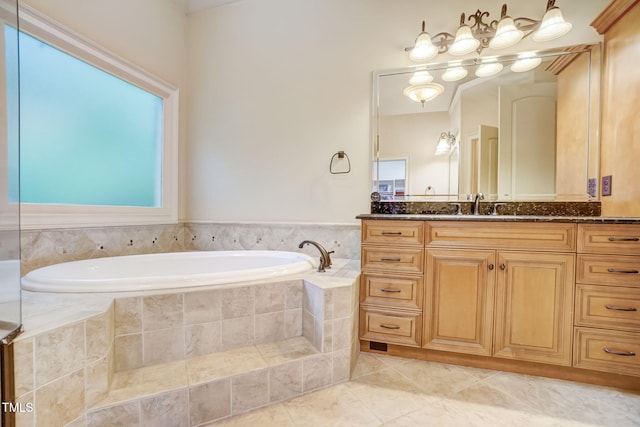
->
[
  {"left": 359, "top": 220, "right": 424, "bottom": 347},
  {"left": 424, "top": 222, "right": 576, "bottom": 366},
  {"left": 359, "top": 218, "right": 640, "bottom": 388},
  {"left": 573, "top": 224, "right": 640, "bottom": 377}
]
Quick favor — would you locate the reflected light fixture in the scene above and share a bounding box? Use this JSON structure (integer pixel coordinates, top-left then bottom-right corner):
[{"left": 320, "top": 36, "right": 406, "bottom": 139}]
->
[
  {"left": 441, "top": 64, "right": 468, "bottom": 82},
  {"left": 435, "top": 132, "right": 456, "bottom": 155},
  {"left": 405, "top": 1, "right": 572, "bottom": 61},
  {"left": 510, "top": 52, "right": 542, "bottom": 72},
  {"left": 475, "top": 58, "right": 503, "bottom": 77},
  {"left": 409, "top": 69, "right": 434, "bottom": 85},
  {"left": 403, "top": 83, "right": 445, "bottom": 107}
]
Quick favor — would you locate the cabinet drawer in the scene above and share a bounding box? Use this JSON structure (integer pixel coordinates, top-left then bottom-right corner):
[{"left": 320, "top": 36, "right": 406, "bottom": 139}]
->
[
  {"left": 360, "top": 307, "right": 421, "bottom": 347},
  {"left": 573, "top": 327, "right": 640, "bottom": 377},
  {"left": 426, "top": 221, "right": 576, "bottom": 252},
  {"left": 577, "top": 254, "right": 640, "bottom": 288},
  {"left": 362, "top": 220, "right": 424, "bottom": 246},
  {"left": 578, "top": 224, "right": 640, "bottom": 255},
  {"left": 360, "top": 274, "right": 423, "bottom": 310},
  {"left": 361, "top": 247, "right": 424, "bottom": 274},
  {"left": 575, "top": 285, "right": 640, "bottom": 332}
]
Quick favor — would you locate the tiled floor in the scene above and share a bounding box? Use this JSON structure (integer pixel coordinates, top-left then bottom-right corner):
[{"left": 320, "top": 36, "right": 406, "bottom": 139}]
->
[{"left": 210, "top": 352, "right": 640, "bottom": 426}]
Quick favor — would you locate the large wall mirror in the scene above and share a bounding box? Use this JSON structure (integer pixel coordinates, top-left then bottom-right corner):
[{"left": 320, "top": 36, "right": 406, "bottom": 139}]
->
[{"left": 372, "top": 44, "right": 599, "bottom": 202}]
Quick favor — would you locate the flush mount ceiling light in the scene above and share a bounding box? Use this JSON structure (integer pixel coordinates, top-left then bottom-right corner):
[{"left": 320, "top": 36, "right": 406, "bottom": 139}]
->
[
  {"left": 403, "top": 82, "right": 445, "bottom": 107},
  {"left": 435, "top": 132, "right": 456, "bottom": 155},
  {"left": 510, "top": 52, "right": 542, "bottom": 72},
  {"left": 405, "top": 0, "right": 572, "bottom": 62}
]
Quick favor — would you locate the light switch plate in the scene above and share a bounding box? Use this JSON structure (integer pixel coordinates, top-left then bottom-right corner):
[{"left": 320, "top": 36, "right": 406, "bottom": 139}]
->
[{"left": 602, "top": 175, "right": 612, "bottom": 196}]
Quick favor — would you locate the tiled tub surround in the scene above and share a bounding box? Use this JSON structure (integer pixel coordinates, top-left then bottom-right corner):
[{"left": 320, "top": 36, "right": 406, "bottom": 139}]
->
[
  {"left": 20, "top": 222, "right": 361, "bottom": 275},
  {"left": 12, "top": 260, "right": 360, "bottom": 426}
]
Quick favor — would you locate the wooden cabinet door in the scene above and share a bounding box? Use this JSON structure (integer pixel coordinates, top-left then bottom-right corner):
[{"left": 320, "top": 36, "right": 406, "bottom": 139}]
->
[
  {"left": 494, "top": 252, "right": 575, "bottom": 366},
  {"left": 423, "top": 249, "right": 495, "bottom": 356}
]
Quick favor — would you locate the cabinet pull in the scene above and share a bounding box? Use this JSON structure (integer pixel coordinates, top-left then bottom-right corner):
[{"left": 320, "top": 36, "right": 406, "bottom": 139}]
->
[
  {"left": 604, "top": 348, "right": 636, "bottom": 357},
  {"left": 499, "top": 264, "right": 506, "bottom": 270},
  {"left": 607, "top": 268, "right": 639, "bottom": 274},
  {"left": 380, "top": 288, "right": 402, "bottom": 293},
  {"left": 381, "top": 231, "right": 403, "bottom": 235},
  {"left": 379, "top": 324, "right": 401, "bottom": 330},
  {"left": 608, "top": 237, "right": 640, "bottom": 242},
  {"left": 380, "top": 257, "right": 402, "bottom": 262},
  {"left": 605, "top": 304, "right": 637, "bottom": 312},
  {"left": 488, "top": 264, "right": 494, "bottom": 270}
]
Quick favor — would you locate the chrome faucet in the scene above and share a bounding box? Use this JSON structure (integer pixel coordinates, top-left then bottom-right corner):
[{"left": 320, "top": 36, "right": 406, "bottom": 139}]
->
[
  {"left": 298, "top": 240, "right": 333, "bottom": 272},
  {"left": 471, "top": 192, "right": 485, "bottom": 215}
]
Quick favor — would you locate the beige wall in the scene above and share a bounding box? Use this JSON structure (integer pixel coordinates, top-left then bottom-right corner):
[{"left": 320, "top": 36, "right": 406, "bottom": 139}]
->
[
  {"left": 599, "top": 1, "right": 640, "bottom": 216},
  {"left": 19, "top": 0, "right": 608, "bottom": 225},
  {"left": 185, "top": 0, "right": 607, "bottom": 224}
]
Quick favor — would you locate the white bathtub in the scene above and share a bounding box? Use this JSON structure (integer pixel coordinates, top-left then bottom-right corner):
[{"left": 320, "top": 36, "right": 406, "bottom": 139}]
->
[{"left": 21, "top": 251, "right": 316, "bottom": 293}]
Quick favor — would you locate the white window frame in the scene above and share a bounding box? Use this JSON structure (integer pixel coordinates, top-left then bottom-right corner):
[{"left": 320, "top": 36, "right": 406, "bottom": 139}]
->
[{"left": 18, "top": 4, "right": 178, "bottom": 229}]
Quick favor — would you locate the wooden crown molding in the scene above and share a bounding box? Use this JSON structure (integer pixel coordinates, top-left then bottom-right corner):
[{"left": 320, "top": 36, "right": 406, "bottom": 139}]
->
[
  {"left": 545, "top": 45, "right": 591, "bottom": 75},
  {"left": 591, "top": 0, "right": 640, "bottom": 34}
]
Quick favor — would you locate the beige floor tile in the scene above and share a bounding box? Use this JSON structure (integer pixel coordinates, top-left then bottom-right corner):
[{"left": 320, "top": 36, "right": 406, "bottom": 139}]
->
[
  {"left": 478, "top": 371, "right": 640, "bottom": 426},
  {"left": 381, "top": 396, "right": 554, "bottom": 427},
  {"left": 283, "top": 383, "right": 382, "bottom": 426},
  {"left": 344, "top": 368, "right": 434, "bottom": 423},
  {"left": 391, "top": 359, "right": 482, "bottom": 395},
  {"left": 206, "top": 404, "right": 294, "bottom": 426},
  {"left": 350, "top": 352, "right": 390, "bottom": 379}
]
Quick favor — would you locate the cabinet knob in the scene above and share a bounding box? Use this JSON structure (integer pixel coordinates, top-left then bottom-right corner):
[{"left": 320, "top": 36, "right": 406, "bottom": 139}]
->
[
  {"left": 488, "top": 264, "right": 494, "bottom": 270},
  {"left": 500, "top": 264, "right": 506, "bottom": 270}
]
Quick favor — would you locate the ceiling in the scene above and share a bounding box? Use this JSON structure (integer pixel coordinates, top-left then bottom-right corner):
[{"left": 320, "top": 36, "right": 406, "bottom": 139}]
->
[{"left": 173, "top": 0, "right": 242, "bottom": 14}]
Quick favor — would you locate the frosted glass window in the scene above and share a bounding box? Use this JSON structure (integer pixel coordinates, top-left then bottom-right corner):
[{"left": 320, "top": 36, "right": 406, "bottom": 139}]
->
[{"left": 18, "top": 29, "right": 163, "bottom": 207}]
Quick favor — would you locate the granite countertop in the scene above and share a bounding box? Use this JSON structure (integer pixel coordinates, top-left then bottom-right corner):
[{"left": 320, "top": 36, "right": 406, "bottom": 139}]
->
[{"left": 356, "top": 214, "right": 640, "bottom": 224}]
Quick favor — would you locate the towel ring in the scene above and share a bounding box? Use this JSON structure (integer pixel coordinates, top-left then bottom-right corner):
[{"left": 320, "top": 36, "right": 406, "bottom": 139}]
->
[{"left": 329, "top": 151, "right": 351, "bottom": 174}]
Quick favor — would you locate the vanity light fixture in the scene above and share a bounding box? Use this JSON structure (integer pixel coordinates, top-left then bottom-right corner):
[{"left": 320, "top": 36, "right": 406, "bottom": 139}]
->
[
  {"left": 408, "top": 21, "right": 439, "bottom": 62},
  {"left": 403, "top": 82, "right": 445, "bottom": 107},
  {"left": 510, "top": 52, "right": 542, "bottom": 72},
  {"left": 435, "top": 132, "right": 456, "bottom": 155},
  {"left": 533, "top": 1, "right": 573, "bottom": 42},
  {"left": 489, "top": 6, "right": 524, "bottom": 50},
  {"left": 405, "top": 0, "right": 572, "bottom": 62}
]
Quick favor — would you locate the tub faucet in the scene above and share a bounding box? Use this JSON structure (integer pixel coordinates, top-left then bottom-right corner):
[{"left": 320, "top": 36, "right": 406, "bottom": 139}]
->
[
  {"left": 471, "top": 192, "right": 485, "bottom": 215},
  {"left": 298, "top": 240, "right": 333, "bottom": 272}
]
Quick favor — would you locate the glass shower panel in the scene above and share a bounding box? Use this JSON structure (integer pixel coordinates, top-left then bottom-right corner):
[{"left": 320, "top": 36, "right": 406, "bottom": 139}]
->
[{"left": 0, "top": 0, "right": 20, "bottom": 342}]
